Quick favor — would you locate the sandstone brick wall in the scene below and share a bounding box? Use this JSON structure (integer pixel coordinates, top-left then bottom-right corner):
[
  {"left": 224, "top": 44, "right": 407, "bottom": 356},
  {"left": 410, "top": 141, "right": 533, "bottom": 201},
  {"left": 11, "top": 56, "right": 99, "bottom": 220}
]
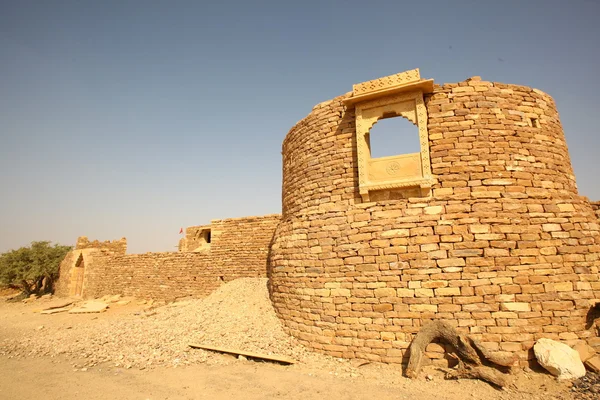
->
[
  {"left": 81, "top": 251, "right": 216, "bottom": 300},
  {"left": 268, "top": 77, "right": 600, "bottom": 366},
  {"left": 210, "top": 214, "right": 281, "bottom": 278},
  {"left": 56, "top": 214, "right": 280, "bottom": 301},
  {"left": 55, "top": 237, "right": 128, "bottom": 297}
]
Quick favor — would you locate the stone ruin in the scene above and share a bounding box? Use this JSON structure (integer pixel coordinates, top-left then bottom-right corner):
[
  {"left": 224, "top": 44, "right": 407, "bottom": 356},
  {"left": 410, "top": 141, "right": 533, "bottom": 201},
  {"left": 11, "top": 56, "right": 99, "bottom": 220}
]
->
[{"left": 56, "top": 68, "right": 600, "bottom": 367}]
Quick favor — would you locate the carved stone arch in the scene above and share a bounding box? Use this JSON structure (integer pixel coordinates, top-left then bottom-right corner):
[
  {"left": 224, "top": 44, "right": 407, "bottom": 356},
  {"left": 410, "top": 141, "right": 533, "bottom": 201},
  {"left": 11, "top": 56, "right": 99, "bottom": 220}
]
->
[{"left": 344, "top": 69, "right": 436, "bottom": 202}]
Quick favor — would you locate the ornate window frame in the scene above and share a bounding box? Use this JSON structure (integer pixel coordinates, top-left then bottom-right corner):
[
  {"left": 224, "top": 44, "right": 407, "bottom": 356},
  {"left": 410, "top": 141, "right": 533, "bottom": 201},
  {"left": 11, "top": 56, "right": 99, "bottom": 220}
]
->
[{"left": 344, "top": 69, "right": 436, "bottom": 202}]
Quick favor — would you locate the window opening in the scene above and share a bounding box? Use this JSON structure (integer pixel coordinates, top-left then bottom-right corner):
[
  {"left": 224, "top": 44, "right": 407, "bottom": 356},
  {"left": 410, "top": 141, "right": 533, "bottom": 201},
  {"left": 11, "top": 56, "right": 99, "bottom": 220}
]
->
[
  {"left": 368, "top": 116, "right": 421, "bottom": 159},
  {"left": 529, "top": 117, "right": 540, "bottom": 128}
]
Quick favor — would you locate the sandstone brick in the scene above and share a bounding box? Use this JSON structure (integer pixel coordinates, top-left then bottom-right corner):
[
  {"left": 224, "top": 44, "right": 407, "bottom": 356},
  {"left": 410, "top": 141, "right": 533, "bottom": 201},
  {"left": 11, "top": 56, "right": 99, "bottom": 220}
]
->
[
  {"left": 501, "top": 302, "right": 531, "bottom": 312},
  {"left": 424, "top": 206, "right": 444, "bottom": 215},
  {"left": 396, "top": 289, "right": 415, "bottom": 298},
  {"left": 374, "top": 288, "right": 396, "bottom": 298},
  {"left": 435, "top": 287, "right": 461, "bottom": 296},
  {"left": 585, "top": 356, "right": 600, "bottom": 373},
  {"left": 331, "top": 288, "right": 351, "bottom": 297},
  {"left": 437, "top": 257, "right": 466, "bottom": 268}
]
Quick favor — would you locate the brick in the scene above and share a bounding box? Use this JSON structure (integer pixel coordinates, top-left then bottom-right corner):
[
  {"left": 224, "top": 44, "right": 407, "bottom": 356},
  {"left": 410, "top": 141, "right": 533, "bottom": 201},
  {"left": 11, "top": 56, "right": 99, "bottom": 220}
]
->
[
  {"left": 437, "top": 258, "right": 466, "bottom": 267},
  {"left": 585, "top": 356, "right": 600, "bottom": 373},
  {"left": 374, "top": 288, "right": 396, "bottom": 298},
  {"left": 501, "top": 302, "right": 531, "bottom": 312},
  {"left": 397, "top": 289, "right": 415, "bottom": 297},
  {"left": 542, "top": 224, "right": 562, "bottom": 232},
  {"left": 435, "top": 287, "right": 461, "bottom": 296},
  {"left": 424, "top": 206, "right": 444, "bottom": 215},
  {"left": 331, "top": 288, "right": 351, "bottom": 297}
]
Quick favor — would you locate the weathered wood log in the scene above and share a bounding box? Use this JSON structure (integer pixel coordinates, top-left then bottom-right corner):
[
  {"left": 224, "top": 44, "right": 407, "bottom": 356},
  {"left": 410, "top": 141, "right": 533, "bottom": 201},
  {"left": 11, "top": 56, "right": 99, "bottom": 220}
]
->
[
  {"left": 189, "top": 343, "right": 296, "bottom": 364},
  {"left": 405, "top": 321, "right": 517, "bottom": 388}
]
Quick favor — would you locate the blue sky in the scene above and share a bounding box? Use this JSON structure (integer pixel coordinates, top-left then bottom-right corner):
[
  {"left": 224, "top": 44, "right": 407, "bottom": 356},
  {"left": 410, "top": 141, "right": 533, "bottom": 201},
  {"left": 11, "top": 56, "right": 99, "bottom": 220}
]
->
[{"left": 1, "top": 0, "right": 599, "bottom": 253}]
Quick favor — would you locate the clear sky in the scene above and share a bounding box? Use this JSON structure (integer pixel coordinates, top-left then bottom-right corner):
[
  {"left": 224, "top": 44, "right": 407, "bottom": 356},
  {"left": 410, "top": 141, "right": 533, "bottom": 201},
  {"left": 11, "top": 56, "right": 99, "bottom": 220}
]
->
[{"left": 1, "top": 0, "right": 599, "bottom": 254}]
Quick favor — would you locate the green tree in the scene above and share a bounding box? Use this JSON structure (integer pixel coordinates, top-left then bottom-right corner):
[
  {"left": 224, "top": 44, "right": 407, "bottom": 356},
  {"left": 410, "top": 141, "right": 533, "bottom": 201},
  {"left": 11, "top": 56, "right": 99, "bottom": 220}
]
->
[{"left": 0, "top": 241, "right": 72, "bottom": 296}]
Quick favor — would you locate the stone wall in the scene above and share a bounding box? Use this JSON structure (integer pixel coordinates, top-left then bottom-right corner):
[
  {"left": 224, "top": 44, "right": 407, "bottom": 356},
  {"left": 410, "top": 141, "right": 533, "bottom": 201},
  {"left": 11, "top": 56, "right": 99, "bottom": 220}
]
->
[
  {"left": 81, "top": 251, "right": 215, "bottom": 300},
  {"left": 211, "top": 214, "right": 281, "bottom": 277},
  {"left": 56, "top": 214, "right": 280, "bottom": 301},
  {"left": 268, "top": 77, "right": 600, "bottom": 366},
  {"left": 55, "top": 237, "right": 128, "bottom": 298}
]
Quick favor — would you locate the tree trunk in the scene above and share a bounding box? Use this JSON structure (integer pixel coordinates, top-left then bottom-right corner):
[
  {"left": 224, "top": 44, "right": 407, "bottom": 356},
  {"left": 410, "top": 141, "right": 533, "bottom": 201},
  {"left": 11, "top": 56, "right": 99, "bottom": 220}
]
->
[
  {"left": 405, "top": 321, "right": 517, "bottom": 388},
  {"left": 20, "top": 280, "right": 32, "bottom": 296}
]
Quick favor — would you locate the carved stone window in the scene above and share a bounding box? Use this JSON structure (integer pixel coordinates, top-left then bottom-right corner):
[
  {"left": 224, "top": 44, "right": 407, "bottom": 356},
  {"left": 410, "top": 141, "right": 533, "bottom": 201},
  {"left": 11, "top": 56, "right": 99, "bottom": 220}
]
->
[{"left": 344, "top": 69, "right": 436, "bottom": 202}]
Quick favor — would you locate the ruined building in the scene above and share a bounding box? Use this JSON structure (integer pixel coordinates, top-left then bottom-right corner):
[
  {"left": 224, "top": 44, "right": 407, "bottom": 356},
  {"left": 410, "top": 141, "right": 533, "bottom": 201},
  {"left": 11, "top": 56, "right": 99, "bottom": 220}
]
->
[{"left": 56, "top": 69, "right": 600, "bottom": 366}]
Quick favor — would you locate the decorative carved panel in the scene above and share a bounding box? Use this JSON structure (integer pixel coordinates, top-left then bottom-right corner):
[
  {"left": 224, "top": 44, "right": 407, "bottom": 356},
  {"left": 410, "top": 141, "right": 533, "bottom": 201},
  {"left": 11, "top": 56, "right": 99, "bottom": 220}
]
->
[{"left": 344, "top": 69, "right": 435, "bottom": 202}]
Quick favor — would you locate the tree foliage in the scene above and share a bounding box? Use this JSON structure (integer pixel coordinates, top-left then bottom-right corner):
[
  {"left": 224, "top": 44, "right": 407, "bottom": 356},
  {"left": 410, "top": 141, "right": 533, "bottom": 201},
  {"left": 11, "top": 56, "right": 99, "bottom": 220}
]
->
[{"left": 0, "top": 241, "right": 72, "bottom": 295}]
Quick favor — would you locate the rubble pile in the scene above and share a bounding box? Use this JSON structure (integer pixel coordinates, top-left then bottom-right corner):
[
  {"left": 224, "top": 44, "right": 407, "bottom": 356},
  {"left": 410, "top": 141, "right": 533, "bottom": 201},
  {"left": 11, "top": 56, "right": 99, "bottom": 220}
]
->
[
  {"left": 571, "top": 372, "right": 600, "bottom": 400},
  {"left": 1, "top": 279, "right": 323, "bottom": 370}
]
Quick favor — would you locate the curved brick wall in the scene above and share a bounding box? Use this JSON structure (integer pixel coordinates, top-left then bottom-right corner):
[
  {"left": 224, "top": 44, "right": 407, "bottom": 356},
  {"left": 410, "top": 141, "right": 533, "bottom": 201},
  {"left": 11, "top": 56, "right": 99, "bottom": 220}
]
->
[{"left": 269, "top": 77, "right": 600, "bottom": 365}]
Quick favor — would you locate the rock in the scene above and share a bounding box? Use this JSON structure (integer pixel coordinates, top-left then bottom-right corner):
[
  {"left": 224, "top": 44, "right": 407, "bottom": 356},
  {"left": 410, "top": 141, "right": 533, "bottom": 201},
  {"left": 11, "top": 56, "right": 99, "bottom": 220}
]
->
[
  {"left": 534, "top": 338, "right": 586, "bottom": 379},
  {"left": 238, "top": 355, "right": 247, "bottom": 361},
  {"left": 107, "top": 295, "right": 121, "bottom": 303},
  {"left": 574, "top": 342, "right": 597, "bottom": 363},
  {"left": 585, "top": 355, "right": 600, "bottom": 373}
]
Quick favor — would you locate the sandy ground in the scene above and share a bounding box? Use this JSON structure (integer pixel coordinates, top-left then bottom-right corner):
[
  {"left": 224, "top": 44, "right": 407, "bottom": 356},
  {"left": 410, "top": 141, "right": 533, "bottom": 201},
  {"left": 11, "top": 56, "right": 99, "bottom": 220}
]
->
[
  {"left": 0, "top": 284, "right": 580, "bottom": 400},
  {"left": 0, "top": 354, "right": 577, "bottom": 400}
]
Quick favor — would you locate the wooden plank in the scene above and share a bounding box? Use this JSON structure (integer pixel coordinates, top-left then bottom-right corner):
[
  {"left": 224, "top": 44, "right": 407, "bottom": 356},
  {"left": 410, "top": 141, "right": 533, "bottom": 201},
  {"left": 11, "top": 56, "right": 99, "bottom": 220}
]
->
[
  {"left": 42, "top": 301, "right": 73, "bottom": 311},
  {"left": 188, "top": 343, "right": 296, "bottom": 365},
  {"left": 40, "top": 306, "right": 71, "bottom": 315},
  {"left": 33, "top": 301, "right": 73, "bottom": 313}
]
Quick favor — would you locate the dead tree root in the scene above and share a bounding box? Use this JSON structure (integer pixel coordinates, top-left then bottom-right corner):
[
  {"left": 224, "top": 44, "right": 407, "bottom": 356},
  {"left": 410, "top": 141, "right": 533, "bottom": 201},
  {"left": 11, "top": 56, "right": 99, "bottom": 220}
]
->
[{"left": 405, "top": 321, "right": 518, "bottom": 388}]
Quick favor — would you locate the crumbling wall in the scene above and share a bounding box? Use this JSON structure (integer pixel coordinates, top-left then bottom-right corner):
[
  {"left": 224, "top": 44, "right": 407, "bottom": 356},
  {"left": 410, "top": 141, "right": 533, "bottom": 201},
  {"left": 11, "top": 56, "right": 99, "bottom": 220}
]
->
[
  {"left": 178, "top": 225, "right": 211, "bottom": 252},
  {"left": 54, "top": 251, "right": 78, "bottom": 297},
  {"left": 76, "top": 236, "right": 127, "bottom": 254},
  {"left": 268, "top": 77, "right": 600, "bottom": 366},
  {"left": 56, "top": 215, "right": 280, "bottom": 301},
  {"left": 55, "top": 237, "right": 128, "bottom": 298}
]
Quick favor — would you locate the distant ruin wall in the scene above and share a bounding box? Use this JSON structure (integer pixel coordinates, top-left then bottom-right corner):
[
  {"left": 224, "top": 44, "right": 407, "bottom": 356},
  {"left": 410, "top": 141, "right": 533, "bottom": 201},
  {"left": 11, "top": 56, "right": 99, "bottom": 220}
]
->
[
  {"left": 76, "top": 236, "right": 127, "bottom": 254},
  {"left": 56, "top": 214, "right": 280, "bottom": 301},
  {"left": 178, "top": 225, "right": 211, "bottom": 252},
  {"left": 55, "top": 250, "right": 79, "bottom": 297},
  {"left": 268, "top": 77, "right": 600, "bottom": 366},
  {"left": 81, "top": 251, "right": 215, "bottom": 300},
  {"left": 56, "top": 237, "right": 128, "bottom": 298}
]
